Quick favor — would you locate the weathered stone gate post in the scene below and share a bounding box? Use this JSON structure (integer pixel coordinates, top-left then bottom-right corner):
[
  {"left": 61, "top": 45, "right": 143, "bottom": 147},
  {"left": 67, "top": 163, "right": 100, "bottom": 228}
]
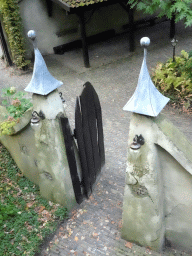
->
[
  {"left": 121, "top": 37, "right": 169, "bottom": 251},
  {"left": 24, "top": 30, "right": 79, "bottom": 210},
  {"left": 121, "top": 37, "right": 192, "bottom": 253}
]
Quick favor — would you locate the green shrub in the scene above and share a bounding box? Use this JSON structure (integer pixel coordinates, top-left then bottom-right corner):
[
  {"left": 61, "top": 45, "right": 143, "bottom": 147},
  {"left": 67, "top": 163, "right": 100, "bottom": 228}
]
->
[
  {"left": 0, "top": 0, "right": 30, "bottom": 69},
  {"left": 0, "top": 87, "right": 32, "bottom": 135},
  {"left": 152, "top": 50, "right": 192, "bottom": 110}
]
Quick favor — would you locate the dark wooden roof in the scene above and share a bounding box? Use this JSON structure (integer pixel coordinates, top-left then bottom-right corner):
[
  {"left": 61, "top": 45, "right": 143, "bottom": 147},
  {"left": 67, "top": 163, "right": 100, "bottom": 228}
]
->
[
  {"left": 63, "top": 0, "right": 108, "bottom": 8},
  {"left": 51, "top": 0, "right": 120, "bottom": 12}
]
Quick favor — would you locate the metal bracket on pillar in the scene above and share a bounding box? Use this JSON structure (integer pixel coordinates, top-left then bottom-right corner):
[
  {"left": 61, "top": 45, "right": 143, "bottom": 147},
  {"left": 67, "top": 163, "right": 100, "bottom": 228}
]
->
[{"left": 77, "top": 11, "right": 90, "bottom": 68}]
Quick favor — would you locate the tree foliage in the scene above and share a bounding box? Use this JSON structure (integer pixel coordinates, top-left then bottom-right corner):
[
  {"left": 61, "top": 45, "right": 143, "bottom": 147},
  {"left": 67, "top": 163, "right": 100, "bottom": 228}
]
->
[
  {"left": 128, "top": 0, "right": 192, "bottom": 27},
  {"left": 0, "top": 0, "right": 30, "bottom": 68}
]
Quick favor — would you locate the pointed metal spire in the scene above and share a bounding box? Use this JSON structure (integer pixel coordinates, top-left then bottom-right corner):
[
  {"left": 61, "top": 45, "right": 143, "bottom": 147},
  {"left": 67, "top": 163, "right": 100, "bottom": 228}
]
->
[
  {"left": 25, "top": 30, "right": 63, "bottom": 95},
  {"left": 123, "top": 37, "right": 169, "bottom": 117}
]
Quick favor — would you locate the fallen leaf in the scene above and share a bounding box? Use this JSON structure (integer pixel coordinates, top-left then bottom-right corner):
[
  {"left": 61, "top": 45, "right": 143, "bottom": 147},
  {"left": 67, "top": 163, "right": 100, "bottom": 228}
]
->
[
  {"left": 125, "top": 241, "right": 133, "bottom": 249},
  {"left": 54, "top": 238, "right": 59, "bottom": 244},
  {"left": 146, "top": 248, "right": 152, "bottom": 254},
  {"left": 92, "top": 232, "right": 98, "bottom": 237},
  {"left": 118, "top": 220, "right": 122, "bottom": 229},
  {"left": 26, "top": 202, "right": 34, "bottom": 208},
  {"left": 89, "top": 195, "right": 94, "bottom": 200},
  {"left": 74, "top": 236, "right": 79, "bottom": 242},
  {"left": 37, "top": 234, "right": 43, "bottom": 240}
]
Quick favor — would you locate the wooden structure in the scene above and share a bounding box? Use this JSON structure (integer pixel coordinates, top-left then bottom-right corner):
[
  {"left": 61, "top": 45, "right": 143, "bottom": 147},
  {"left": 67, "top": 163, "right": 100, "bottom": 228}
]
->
[
  {"left": 46, "top": 0, "right": 136, "bottom": 68},
  {"left": 60, "top": 82, "right": 105, "bottom": 203},
  {"left": 46, "top": 0, "right": 176, "bottom": 68},
  {"left": 75, "top": 82, "right": 105, "bottom": 198}
]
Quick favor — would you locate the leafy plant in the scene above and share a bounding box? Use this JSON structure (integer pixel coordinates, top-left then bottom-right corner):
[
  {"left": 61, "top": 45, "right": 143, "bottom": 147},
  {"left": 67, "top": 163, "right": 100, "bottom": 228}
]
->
[
  {"left": 0, "top": 87, "right": 33, "bottom": 136},
  {"left": 1, "top": 87, "right": 33, "bottom": 119},
  {"left": 0, "top": 0, "right": 30, "bottom": 68},
  {"left": 128, "top": 0, "right": 192, "bottom": 27},
  {"left": 152, "top": 50, "right": 192, "bottom": 111},
  {"left": 0, "top": 203, "right": 18, "bottom": 224},
  {"left": 0, "top": 119, "right": 17, "bottom": 135},
  {"left": 54, "top": 207, "right": 68, "bottom": 220}
]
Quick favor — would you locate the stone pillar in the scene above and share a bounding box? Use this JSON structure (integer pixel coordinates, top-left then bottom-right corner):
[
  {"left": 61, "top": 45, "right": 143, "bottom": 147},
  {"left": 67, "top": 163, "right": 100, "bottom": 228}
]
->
[
  {"left": 23, "top": 30, "right": 79, "bottom": 210},
  {"left": 121, "top": 113, "right": 192, "bottom": 253},
  {"left": 31, "top": 90, "right": 77, "bottom": 210},
  {"left": 121, "top": 113, "right": 165, "bottom": 252},
  {"left": 121, "top": 36, "right": 192, "bottom": 253}
]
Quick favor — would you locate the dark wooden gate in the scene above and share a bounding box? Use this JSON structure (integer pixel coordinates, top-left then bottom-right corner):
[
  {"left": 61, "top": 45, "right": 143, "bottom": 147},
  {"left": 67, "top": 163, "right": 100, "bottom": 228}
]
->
[
  {"left": 75, "top": 82, "right": 105, "bottom": 199},
  {"left": 60, "top": 82, "right": 105, "bottom": 204},
  {"left": 60, "top": 116, "right": 83, "bottom": 204}
]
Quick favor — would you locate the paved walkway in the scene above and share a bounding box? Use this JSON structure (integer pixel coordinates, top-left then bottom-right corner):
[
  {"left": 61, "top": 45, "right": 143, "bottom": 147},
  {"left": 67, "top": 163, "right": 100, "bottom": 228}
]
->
[{"left": 1, "top": 20, "right": 192, "bottom": 256}]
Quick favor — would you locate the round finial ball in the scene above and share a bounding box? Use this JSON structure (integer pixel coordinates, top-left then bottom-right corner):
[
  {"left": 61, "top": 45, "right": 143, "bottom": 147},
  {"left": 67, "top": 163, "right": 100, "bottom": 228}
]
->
[
  {"left": 27, "top": 30, "right": 36, "bottom": 40},
  {"left": 140, "top": 37, "right": 150, "bottom": 47}
]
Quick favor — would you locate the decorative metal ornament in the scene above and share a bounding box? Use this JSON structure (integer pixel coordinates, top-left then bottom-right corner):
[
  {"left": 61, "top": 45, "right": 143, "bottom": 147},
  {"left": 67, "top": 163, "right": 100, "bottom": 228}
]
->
[
  {"left": 130, "top": 134, "right": 145, "bottom": 150},
  {"left": 27, "top": 30, "right": 37, "bottom": 48},
  {"left": 171, "top": 38, "right": 178, "bottom": 62},
  {"left": 123, "top": 37, "right": 170, "bottom": 117},
  {"left": 171, "top": 38, "right": 178, "bottom": 47},
  {"left": 25, "top": 30, "right": 63, "bottom": 95},
  {"left": 31, "top": 110, "right": 45, "bottom": 125},
  {"left": 59, "top": 92, "right": 65, "bottom": 103},
  {"left": 31, "top": 111, "right": 40, "bottom": 125}
]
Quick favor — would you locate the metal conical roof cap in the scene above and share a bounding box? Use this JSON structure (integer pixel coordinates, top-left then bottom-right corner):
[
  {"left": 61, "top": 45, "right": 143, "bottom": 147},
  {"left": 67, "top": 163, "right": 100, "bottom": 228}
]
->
[
  {"left": 25, "top": 30, "right": 63, "bottom": 95},
  {"left": 123, "top": 37, "right": 169, "bottom": 117}
]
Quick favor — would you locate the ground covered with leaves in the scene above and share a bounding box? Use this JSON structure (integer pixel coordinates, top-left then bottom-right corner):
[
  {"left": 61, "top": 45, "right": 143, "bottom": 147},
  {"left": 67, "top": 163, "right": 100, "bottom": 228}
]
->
[{"left": 0, "top": 143, "right": 68, "bottom": 256}]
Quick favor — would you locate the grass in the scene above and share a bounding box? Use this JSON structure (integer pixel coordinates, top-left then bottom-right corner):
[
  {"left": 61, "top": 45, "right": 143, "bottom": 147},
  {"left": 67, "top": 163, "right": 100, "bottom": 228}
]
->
[{"left": 0, "top": 142, "right": 68, "bottom": 256}]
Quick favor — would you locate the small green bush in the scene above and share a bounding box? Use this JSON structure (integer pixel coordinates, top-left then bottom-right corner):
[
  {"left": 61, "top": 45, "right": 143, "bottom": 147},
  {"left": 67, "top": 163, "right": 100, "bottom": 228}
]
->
[
  {"left": 1, "top": 87, "right": 33, "bottom": 119},
  {"left": 0, "top": 87, "right": 33, "bottom": 135},
  {"left": 0, "top": 0, "right": 30, "bottom": 69},
  {"left": 152, "top": 50, "right": 192, "bottom": 110}
]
